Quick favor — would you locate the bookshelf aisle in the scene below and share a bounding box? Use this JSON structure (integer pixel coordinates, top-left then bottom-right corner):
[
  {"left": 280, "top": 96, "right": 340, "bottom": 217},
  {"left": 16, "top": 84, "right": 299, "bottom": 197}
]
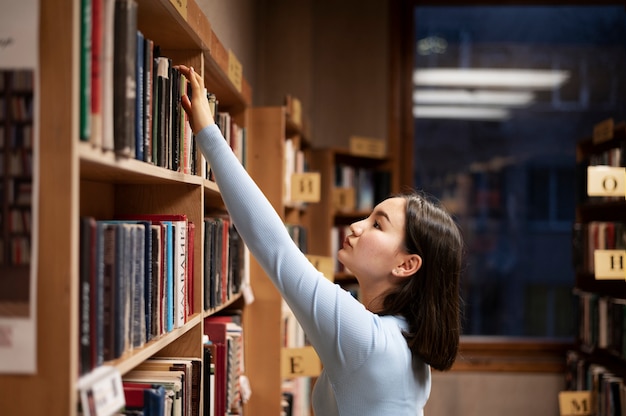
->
[
  {"left": 0, "top": 0, "right": 263, "bottom": 414},
  {"left": 562, "top": 119, "right": 626, "bottom": 416},
  {"left": 0, "top": 69, "right": 34, "bottom": 318}
]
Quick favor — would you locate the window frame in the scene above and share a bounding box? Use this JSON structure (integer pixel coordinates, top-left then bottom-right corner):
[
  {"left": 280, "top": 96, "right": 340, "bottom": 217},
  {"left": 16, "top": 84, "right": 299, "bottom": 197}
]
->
[{"left": 387, "top": 0, "right": 625, "bottom": 372}]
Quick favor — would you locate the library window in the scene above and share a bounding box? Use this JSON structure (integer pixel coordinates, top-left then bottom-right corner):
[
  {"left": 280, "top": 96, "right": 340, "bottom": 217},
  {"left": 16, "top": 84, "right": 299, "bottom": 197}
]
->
[{"left": 411, "top": 5, "right": 626, "bottom": 338}]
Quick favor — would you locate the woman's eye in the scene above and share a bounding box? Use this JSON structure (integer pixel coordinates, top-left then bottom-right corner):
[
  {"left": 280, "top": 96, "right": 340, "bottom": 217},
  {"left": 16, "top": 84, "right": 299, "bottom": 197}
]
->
[{"left": 373, "top": 220, "right": 381, "bottom": 229}]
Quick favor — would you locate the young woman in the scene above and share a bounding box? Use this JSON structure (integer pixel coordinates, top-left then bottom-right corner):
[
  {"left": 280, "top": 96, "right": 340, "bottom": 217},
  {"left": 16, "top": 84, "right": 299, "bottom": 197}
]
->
[{"left": 177, "top": 65, "right": 463, "bottom": 416}]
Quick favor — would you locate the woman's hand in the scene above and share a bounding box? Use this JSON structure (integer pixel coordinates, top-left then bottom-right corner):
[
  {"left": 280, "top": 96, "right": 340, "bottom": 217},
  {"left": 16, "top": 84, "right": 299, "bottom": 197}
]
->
[{"left": 176, "top": 64, "right": 215, "bottom": 134}]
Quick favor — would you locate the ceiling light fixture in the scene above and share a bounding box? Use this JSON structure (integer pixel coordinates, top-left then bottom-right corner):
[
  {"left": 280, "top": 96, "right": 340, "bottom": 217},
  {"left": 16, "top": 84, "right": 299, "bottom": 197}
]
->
[
  {"left": 413, "top": 89, "right": 535, "bottom": 107},
  {"left": 413, "top": 68, "right": 570, "bottom": 89},
  {"left": 413, "top": 105, "right": 510, "bottom": 120}
]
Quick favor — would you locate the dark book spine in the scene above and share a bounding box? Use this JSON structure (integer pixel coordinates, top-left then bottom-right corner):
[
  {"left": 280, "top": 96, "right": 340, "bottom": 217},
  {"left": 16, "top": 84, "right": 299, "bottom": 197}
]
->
[
  {"left": 135, "top": 30, "right": 145, "bottom": 161},
  {"left": 113, "top": 0, "right": 137, "bottom": 156}
]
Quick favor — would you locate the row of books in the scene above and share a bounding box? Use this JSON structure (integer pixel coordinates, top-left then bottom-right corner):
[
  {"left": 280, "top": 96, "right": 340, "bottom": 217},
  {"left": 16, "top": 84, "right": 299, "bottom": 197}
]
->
[
  {"left": 565, "top": 350, "right": 626, "bottom": 416},
  {"left": 80, "top": 0, "right": 196, "bottom": 173},
  {"left": 574, "top": 290, "right": 626, "bottom": 359},
  {"left": 588, "top": 144, "right": 625, "bottom": 168},
  {"left": 334, "top": 164, "right": 390, "bottom": 212},
  {"left": 281, "top": 378, "right": 311, "bottom": 416},
  {"left": 5, "top": 148, "right": 32, "bottom": 176},
  {"left": 204, "top": 314, "right": 247, "bottom": 416},
  {"left": 79, "top": 214, "right": 195, "bottom": 375},
  {"left": 6, "top": 208, "right": 31, "bottom": 234},
  {"left": 121, "top": 356, "right": 202, "bottom": 416},
  {"left": 3, "top": 95, "right": 33, "bottom": 123},
  {"left": 283, "top": 138, "right": 306, "bottom": 205},
  {"left": 1, "top": 124, "right": 34, "bottom": 148},
  {"left": 0, "top": 236, "right": 30, "bottom": 266},
  {"left": 0, "top": 70, "right": 34, "bottom": 92},
  {"left": 79, "top": 0, "right": 246, "bottom": 179},
  {"left": 203, "top": 216, "right": 247, "bottom": 310},
  {"left": 572, "top": 221, "right": 626, "bottom": 274}
]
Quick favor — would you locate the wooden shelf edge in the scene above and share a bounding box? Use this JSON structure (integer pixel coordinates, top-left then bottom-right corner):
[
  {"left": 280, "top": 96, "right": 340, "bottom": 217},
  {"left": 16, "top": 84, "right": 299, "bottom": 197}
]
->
[
  {"left": 106, "top": 313, "right": 203, "bottom": 376},
  {"left": 79, "top": 141, "right": 204, "bottom": 186},
  {"left": 449, "top": 337, "right": 571, "bottom": 373}
]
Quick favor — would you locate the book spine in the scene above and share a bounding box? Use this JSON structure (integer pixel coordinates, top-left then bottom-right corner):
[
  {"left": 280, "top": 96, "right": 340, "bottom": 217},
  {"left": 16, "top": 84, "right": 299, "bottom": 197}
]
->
[
  {"left": 135, "top": 30, "right": 145, "bottom": 161},
  {"left": 90, "top": 0, "right": 104, "bottom": 146},
  {"left": 174, "top": 220, "right": 186, "bottom": 328},
  {"left": 80, "top": 0, "right": 92, "bottom": 141},
  {"left": 113, "top": 0, "right": 137, "bottom": 157}
]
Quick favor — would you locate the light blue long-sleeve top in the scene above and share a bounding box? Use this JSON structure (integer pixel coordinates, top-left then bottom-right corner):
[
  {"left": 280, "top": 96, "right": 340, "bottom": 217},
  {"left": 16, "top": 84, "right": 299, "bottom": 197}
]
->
[{"left": 197, "top": 124, "right": 431, "bottom": 415}]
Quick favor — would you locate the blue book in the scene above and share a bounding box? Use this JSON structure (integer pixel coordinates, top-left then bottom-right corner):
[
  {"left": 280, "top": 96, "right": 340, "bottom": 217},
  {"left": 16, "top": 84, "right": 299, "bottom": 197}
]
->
[
  {"left": 164, "top": 221, "right": 174, "bottom": 332},
  {"left": 135, "top": 30, "right": 145, "bottom": 161}
]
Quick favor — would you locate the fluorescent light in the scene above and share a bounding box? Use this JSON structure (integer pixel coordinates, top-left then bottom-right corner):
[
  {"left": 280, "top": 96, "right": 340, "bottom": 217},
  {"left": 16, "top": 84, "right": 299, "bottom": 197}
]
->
[
  {"left": 413, "top": 105, "right": 510, "bottom": 120},
  {"left": 413, "top": 89, "right": 535, "bottom": 107},
  {"left": 413, "top": 68, "right": 570, "bottom": 89}
]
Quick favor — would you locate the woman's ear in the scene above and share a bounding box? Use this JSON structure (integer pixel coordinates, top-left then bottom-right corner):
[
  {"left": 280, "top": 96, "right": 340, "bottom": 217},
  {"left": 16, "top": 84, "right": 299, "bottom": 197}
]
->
[{"left": 392, "top": 254, "right": 422, "bottom": 278}]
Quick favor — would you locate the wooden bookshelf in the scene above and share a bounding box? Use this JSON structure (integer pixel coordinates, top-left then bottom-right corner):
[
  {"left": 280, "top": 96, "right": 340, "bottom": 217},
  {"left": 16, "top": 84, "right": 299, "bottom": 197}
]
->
[
  {"left": 308, "top": 148, "right": 395, "bottom": 283},
  {"left": 245, "top": 99, "right": 321, "bottom": 415},
  {"left": 565, "top": 119, "right": 626, "bottom": 406},
  {"left": 0, "top": 0, "right": 260, "bottom": 414}
]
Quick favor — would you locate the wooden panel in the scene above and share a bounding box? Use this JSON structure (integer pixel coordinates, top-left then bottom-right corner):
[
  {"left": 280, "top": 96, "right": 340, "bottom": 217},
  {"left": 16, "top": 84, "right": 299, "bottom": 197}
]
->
[
  {"left": 242, "top": 106, "right": 286, "bottom": 415},
  {"left": 0, "top": 0, "right": 79, "bottom": 414}
]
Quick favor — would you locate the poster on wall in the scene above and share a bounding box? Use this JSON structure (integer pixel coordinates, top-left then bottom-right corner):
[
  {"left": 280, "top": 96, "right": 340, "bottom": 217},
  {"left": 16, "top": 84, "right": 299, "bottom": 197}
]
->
[{"left": 0, "top": 0, "right": 39, "bottom": 374}]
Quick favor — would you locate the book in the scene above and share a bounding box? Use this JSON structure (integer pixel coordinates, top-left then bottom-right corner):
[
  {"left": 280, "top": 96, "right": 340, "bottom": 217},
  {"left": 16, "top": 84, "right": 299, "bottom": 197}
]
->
[
  {"left": 123, "top": 383, "right": 166, "bottom": 416},
  {"left": 101, "top": 0, "right": 116, "bottom": 150},
  {"left": 79, "top": 0, "right": 92, "bottom": 141},
  {"left": 79, "top": 217, "right": 96, "bottom": 374},
  {"left": 203, "top": 344, "right": 216, "bottom": 416},
  {"left": 99, "top": 222, "right": 117, "bottom": 361},
  {"left": 204, "top": 315, "right": 245, "bottom": 415},
  {"left": 113, "top": 0, "right": 137, "bottom": 156},
  {"left": 142, "top": 357, "right": 202, "bottom": 416},
  {"left": 135, "top": 30, "right": 145, "bottom": 161},
  {"left": 123, "top": 370, "right": 184, "bottom": 416},
  {"left": 90, "top": 0, "right": 104, "bottom": 147},
  {"left": 143, "top": 37, "right": 154, "bottom": 163},
  {"left": 118, "top": 214, "right": 189, "bottom": 331}
]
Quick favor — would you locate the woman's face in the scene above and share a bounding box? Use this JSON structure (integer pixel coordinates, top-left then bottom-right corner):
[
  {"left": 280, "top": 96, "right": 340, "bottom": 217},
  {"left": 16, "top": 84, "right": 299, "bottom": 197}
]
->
[{"left": 337, "top": 197, "right": 409, "bottom": 281}]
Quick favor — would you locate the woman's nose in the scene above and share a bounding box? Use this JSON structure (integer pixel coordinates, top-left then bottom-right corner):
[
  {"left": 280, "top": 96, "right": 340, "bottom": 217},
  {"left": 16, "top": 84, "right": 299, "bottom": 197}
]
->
[{"left": 350, "top": 221, "right": 363, "bottom": 236}]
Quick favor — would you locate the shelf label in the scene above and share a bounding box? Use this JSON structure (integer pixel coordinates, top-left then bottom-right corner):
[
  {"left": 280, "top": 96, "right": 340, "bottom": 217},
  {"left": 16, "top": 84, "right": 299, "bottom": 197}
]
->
[
  {"left": 558, "top": 391, "right": 592, "bottom": 416},
  {"left": 281, "top": 346, "right": 322, "bottom": 378},
  {"left": 594, "top": 249, "right": 626, "bottom": 280},
  {"left": 77, "top": 366, "right": 125, "bottom": 416},
  {"left": 592, "top": 118, "right": 614, "bottom": 144},
  {"left": 228, "top": 50, "right": 242, "bottom": 93},
  {"left": 291, "top": 172, "right": 321, "bottom": 203},
  {"left": 333, "top": 187, "right": 355, "bottom": 211},
  {"left": 350, "top": 135, "right": 386, "bottom": 158},
  {"left": 168, "top": 0, "right": 187, "bottom": 20},
  {"left": 586, "top": 165, "right": 626, "bottom": 198},
  {"left": 306, "top": 254, "right": 334, "bottom": 281}
]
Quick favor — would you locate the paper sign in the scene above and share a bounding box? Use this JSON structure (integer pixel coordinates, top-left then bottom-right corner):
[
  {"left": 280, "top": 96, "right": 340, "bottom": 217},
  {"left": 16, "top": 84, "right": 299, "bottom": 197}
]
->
[
  {"left": 587, "top": 166, "right": 625, "bottom": 197},
  {"left": 228, "top": 50, "right": 242, "bottom": 93},
  {"left": 77, "top": 366, "right": 125, "bottom": 416},
  {"left": 594, "top": 249, "right": 626, "bottom": 280},
  {"left": 349, "top": 135, "right": 386, "bottom": 158},
  {"left": 333, "top": 187, "right": 355, "bottom": 211},
  {"left": 291, "top": 172, "right": 320, "bottom": 203},
  {"left": 281, "top": 346, "right": 321, "bottom": 378},
  {"left": 168, "top": 0, "right": 187, "bottom": 20},
  {"left": 558, "top": 391, "right": 592, "bottom": 416},
  {"left": 592, "top": 118, "right": 614, "bottom": 144},
  {"left": 306, "top": 254, "right": 334, "bottom": 281}
]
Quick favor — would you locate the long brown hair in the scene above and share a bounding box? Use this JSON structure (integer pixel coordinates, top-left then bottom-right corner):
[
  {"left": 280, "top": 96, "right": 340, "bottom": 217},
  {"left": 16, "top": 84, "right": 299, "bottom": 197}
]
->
[{"left": 380, "top": 192, "right": 463, "bottom": 371}]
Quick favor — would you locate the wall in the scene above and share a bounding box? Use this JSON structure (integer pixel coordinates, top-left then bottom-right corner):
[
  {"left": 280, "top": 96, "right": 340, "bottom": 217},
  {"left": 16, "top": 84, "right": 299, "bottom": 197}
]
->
[
  {"left": 196, "top": 1, "right": 567, "bottom": 415},
  {"left": 426, "top": 372, "right": 565, "bottom": 415}
]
